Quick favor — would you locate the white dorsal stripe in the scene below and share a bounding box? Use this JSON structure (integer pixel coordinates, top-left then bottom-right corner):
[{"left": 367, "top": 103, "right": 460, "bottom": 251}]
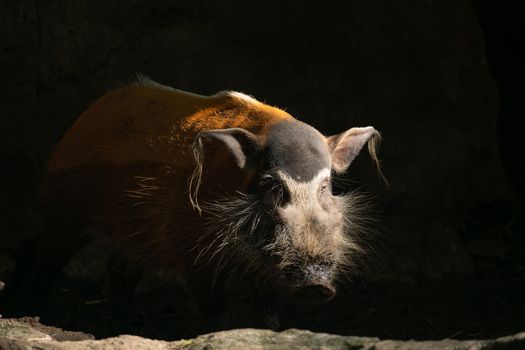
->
[{"left": 223, "top": 91, "right": 260, "bottom": 105}]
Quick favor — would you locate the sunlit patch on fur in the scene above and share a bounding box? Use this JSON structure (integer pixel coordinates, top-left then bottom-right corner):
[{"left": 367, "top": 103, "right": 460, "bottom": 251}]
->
[{"left": 265, "top": 169, "right": 372, "bottom": 279}]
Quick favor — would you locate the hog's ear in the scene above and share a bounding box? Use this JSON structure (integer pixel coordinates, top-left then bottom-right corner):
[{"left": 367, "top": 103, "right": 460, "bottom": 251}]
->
[
  {"left": 190, "top": 128, "right": 261, "bottom": 212},
  {"left": 194, "top": 128, "right": 261, "bottom": 170},
  {"left": 327, "top": 126, "right": 382, "bottom": 174}
]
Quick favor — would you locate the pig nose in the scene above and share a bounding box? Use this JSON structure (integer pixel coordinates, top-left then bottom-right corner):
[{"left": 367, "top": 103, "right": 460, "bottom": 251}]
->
[{"left": 292, "top": 279, "right": 336, "bottom": 305}]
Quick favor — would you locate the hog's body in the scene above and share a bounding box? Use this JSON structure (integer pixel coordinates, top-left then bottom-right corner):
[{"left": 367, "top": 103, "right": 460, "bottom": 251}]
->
[
  {"left": 44, "top": 81, "right": 293, "bottom": 274},
  {"left": 7, "top": 78, "right": 382, "bottom": 330}
]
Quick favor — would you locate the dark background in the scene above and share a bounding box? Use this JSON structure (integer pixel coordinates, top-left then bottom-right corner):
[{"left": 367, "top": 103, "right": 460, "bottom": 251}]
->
[{"left": 0, "top": 0, "right": 524, "bottom": 341}]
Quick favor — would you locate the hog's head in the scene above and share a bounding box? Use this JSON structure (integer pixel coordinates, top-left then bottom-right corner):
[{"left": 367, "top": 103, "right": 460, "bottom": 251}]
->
[{"left": 192, "top": 120, "right": 382, "bottom": 306}]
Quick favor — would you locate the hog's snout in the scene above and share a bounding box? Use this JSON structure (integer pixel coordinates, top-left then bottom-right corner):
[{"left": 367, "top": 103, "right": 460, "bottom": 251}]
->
[
  {"left": 290, "top": 264, "right": 336, "bottom": 305},
  {"left": 291, "top": 279, "right": 336, "bottom": 305}
]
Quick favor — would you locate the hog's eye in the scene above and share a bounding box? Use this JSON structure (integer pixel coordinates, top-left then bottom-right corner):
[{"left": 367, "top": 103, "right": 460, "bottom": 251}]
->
[{"left": 319, "top": 179, "right": 332, "bottom": 196}]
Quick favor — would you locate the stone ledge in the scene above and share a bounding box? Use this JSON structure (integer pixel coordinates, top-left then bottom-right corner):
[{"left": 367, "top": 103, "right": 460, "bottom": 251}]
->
[{"left": 1, "top": 318, "right": 524, "bottom": 350}]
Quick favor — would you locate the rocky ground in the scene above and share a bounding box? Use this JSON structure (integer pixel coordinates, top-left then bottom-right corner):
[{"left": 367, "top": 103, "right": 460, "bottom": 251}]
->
[{"left": 1, "top": 318, "right": 524, "bottom": 350}]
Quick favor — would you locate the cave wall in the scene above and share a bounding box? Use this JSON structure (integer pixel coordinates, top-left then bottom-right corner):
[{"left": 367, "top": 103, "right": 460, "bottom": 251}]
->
[{"left": 0, "top": 0, "right": 509, "bottom": 279}]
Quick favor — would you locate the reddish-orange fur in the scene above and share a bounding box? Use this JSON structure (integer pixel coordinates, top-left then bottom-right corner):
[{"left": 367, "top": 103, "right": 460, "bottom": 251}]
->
[
  {"left": 49, "top": 85, "right": 292, "bottom": 173},
  {"left": 44, "top": 83, "right": 295, "bottom": 273}
]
